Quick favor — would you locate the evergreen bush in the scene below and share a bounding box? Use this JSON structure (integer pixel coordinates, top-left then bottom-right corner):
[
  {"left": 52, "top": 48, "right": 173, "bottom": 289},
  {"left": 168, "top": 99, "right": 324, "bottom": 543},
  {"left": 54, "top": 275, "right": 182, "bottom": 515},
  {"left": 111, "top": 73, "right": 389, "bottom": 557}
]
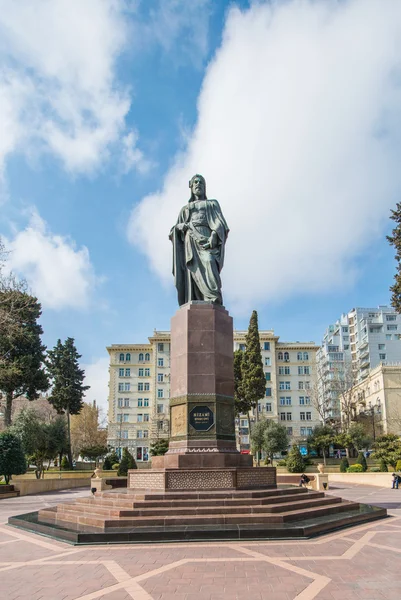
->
[
  {"left": 103, "top": 451, "right": 120, "bottom": 470},
  {"left": 118, "top": 448, "right": 137, "bottom": 476},
  {"left": 112, "top": 463, "right": 119, "bottom": 470},
  {"left": 396, "top": 459, "right": 401, "bottom": 471},
  {"left": 286, "top": 445, "right": 305, "bottom": 473},
  {"left": 61, "top": 456, "right": 71, "bottom": 470},
  {"left": 340, "top": 457, "right": 349, "bottom": 472},
  {"left": 0, "top": 432, "right": 27, "bottom": 484},
  {"left": 356, "top": 452, "right": 367, "bottom": 472},
  {"left": 347, "top": 464, "right": 364, "bottom": 472},
  {"left": 379, "top": 458, "right": 388, "bottom": 472}
]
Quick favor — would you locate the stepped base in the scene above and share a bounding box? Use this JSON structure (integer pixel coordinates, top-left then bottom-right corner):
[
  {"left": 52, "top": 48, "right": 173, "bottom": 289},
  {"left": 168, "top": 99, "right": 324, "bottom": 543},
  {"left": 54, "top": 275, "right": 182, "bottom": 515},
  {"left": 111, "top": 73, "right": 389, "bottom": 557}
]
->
[
  {"left": 0, "top": 484, "right": 20, "bottom": 499},
  {"left": 8, "top": 486, "right": 388, "bottom": 544}
]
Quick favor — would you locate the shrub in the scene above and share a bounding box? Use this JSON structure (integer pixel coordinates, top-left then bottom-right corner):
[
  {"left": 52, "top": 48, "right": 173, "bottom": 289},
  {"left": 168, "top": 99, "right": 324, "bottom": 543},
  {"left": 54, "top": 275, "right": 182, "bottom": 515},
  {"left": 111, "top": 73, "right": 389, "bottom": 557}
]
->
[
  {"left": 356, "top": 452, "right": 368, "bottom": 472},
  {"left": 347, "top": 464, "right": 364, "bottom": 473},
  {"left": 0, "top": 432, "right": 27, "bottom": 484},
  {"left": 379, "top": 459, "right": 388, "bottom": 472},
  {"left": 370, "top": 467, "right": 380, "bottom": 472},
  {"left": 61, "top": 456, "right": 71, "bottom": 470},
  {"left": 286, "top": 445, "right": 306, "bottom": 473},
  {"left": 150, "top": 439, "right": 169, "bottom": 456},
  {"left": 112, "top": 463, "right": 119, "bottom": 470},
  {"left": 103, "top": 451, "right": 120, "bottom": 470},
  {"left": 396, "top": 460, "right": 401, "bottom": 472},
  {"left": 340, "top": 457, "right": 349, "bottom": 473},
  {"left": 118, "top": 448, "right": 137, "bottom": 476},
  {"left": 276, "top": 459, "right": 287, "bottom": 466}
]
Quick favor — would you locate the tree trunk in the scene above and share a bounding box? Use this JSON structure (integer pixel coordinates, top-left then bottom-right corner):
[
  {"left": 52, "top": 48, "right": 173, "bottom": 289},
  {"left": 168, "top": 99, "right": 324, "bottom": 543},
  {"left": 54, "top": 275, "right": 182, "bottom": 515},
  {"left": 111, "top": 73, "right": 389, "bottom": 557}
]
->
[
  {"left": 4, "top": 391, "right": 13, "bottom": 427},
  {"left": 322, "top": 447, "right": 327, "bottom": 465},
  {"left": 67, "top": 407, "right": 73, "bottom": 469}
]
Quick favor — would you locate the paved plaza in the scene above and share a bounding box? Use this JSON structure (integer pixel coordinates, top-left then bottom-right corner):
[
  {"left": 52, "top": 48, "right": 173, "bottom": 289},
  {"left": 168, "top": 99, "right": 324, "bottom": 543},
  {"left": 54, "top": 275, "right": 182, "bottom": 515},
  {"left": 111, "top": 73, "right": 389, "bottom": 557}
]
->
[{"left": 0, "top": 483, "right": 400, "bottom": 600}]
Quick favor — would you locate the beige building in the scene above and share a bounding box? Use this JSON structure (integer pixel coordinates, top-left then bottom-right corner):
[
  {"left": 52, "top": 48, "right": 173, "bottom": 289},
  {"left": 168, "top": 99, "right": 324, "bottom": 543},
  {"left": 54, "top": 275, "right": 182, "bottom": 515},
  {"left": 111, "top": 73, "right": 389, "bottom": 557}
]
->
[
  {"left": 346, "top": 364, "right": 401, "bottom": 439},
  {"left": 107, "top": 329, "right": 320, "bottom": 460}
]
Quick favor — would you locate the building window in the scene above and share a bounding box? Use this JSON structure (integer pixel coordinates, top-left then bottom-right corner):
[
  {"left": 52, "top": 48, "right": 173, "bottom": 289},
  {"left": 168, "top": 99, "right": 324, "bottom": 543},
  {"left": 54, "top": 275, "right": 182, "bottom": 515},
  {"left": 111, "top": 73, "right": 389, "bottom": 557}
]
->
[
  {"left": 143, "top": 430, "right": 149, "bottom": 438},
  {"left": 125, "top": 353, "right": 131, "bottom": 361},
  {"left": 285, "top": 381, "right": 291, "bottom": 390},
  {"left": 124, "top": 383, "right": 130, "bottom": 391},
  {"left": 386, "top": 314, "right": 397, "bottom": 321},
  {"left": 137, "top": 430, "right": 143, "bottom": 438},
  {"left": 279, "top": 397, "right": 285, "bottom": 406},
  {"left": 342, "top": 327, "right": 348, "bottom": 332},
  {"left": 118, "top": 398, "right": 124, "bottom": 408},
  {"left": 265, "top": 357, "right": 271, "bottom": 366},
  {"left": 157, "top": 404, "right": 164, "bottom": 413},
  {"left": 299, "top": 382, "right": 304, "bottom": 390},
  {"left": 144, "top": 383, "right": 150, "bottom": 391},
  {"left": 307, "top": 427, "right": 313, "bottom": 435},
  {"left": 145, "top": 353, "right": 150, "bottom": 361},
  {"left": 286, "top": 412, "right": 292, "bottom": 421},
  {"left": 136, "top": 447, "right": 149, "bottom": 461},
  {"left": 137, "top": 399, "right": 143, "bottom": 407},
  {"left": 137, "top": 414, "right": 143, "bottom": 422},
  {"left": 280, "top": 413, "right": 286, "bottom": 421},
  {"left": 121, "top": 430, "right": 128, "bottom": 439},
  {"left": 144, "top": 414, "right": 149, "bottom": 422},
  {"left": 118, "top": 383, "right": 124, "bottom": 391},
  {"left": 123, "top": 414, "right": 129, "bottom": 422},
  {"left": 284, "top": 352, "right": 289, "bottom": 361},
  {"left": 279, "top": 366, "right": 290, "bottom": 375},
  {"left": 158, "top": 343, "right": 164, "bottom": 352},
  {"left": 279, "top": 382, "right": 285, "bottom": 390},
  {"left": 119, "top": 353, "right": 125, "bottom": 362},
  {"left": 144, "top": 398, "right": 149, "bottom": 407},
  {"left": 264, "top": 342, "right": 270, "bottom": 351},
  {"left": 124, "top": 398, "right": 130, "bottom": 407},
  {"left": 303, "top": 381, "right": 310, "bottom": 390},
  {"left": 145, "top": 368, "right": 150, "bottom": 376},
  {"left": 158, "top": 373, "right": 164, "bottom": 382},
  {"left": 306, "top": 412, "right": 312, "bottom": 420},
  {"left": 240, "top": 419, "right": 248, "bottom": 427},
  {"left": 305, "top": 396, "right": 310, "bottom": 405},
  {"left": 300, "top": 412, "right": 305, "bottom": 421},
  {"left": 125, "top": 368, "right": 130, "bottom": 377},
  {"left": 117, "top": 414, "right": 122, "bottom": 422},
  {"left": 239, "top": 344, "right": 246, "bottom": 351},
  {"left": 287, "top": 427, "right": 293, "bottom": 435},
  {"left": 138, "top": 383, "right": 143, "bottom": 391},
  {"left": 297, "top": 352, "right": 303, "bottom": 360},
  {"left": 139, "top": 368, "right": 144, "bottom": 377},
  {"left": 279, "top": 397, "right": 291, "bottom": 406},
  {"left": 119, "top": 368, "right": 124, "bottom": 377},
  {"left": 158, "top": 420, "right": 164, "bottom": 430},
  {"left": 158, "top": 358, "right": 164, "bottom": 367},
  {"left": 303, "top": 352, "right": 309, "bottom": 361},
  {"left": 158, "top": 389, "right": 164, "bottom": 398},
  {"left": 379, "top": 353, "right": 386, "bottom": 360},
  {"left": 387, "top": 325, "right": 398, "bottom": 331},
  {"left": 278, "top": 352, "right": 283, "bottom": 361},
  {"left": 265, "top": 403, "right": 272, "bottom": 412},
  {"left": 386, "top": 334, "right": 392, "bottom": 340},
  {"left": 378, "top": 344, "right": 385, "bottom": 350},
  {"left": 344, "top": 344, "right": 349, "bottom": 350},
  {"left": 300, "top": 427, "right": 306, "bottom": 436},
  {"left": 139, "top": 353, "right": 144, "bottom": 361}
]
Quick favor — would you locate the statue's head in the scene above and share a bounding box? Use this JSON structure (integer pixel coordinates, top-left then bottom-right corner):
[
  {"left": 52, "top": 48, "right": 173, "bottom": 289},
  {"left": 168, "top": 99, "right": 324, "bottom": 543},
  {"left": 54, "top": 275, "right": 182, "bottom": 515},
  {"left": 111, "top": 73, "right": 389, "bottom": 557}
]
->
[{"left": 189, "top": 174, "right": 206, "bottom": 201}]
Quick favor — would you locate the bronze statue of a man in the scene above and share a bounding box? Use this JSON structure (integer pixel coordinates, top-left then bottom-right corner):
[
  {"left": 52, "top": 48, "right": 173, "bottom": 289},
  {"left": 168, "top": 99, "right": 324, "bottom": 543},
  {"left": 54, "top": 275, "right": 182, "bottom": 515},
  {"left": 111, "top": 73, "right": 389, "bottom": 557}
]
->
[{"left": 169, "top": 174, "right": 229, "bottom": 306}]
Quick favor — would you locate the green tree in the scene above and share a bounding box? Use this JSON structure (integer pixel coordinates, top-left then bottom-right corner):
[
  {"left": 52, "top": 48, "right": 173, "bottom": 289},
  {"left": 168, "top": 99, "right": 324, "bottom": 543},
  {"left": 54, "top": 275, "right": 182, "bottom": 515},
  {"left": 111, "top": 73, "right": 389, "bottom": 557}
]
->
[
  {"left": 286, "top": 444, "right": 306, "bottom": 473},
  {"left": 103, "top": 450, "right": 120, "bottom": 470},
  {"left": 379, "top": 458, "right": 388, "bottom": 472},
  {"left": 0, "top": 291, "right": 48, "bottom": 427},
  {"left": 307, "top": 425, "right": 335, "bottom": 465},
  {"left": 233, "top": 349, "right": 246, "bottom": 415},
  {"left": 11, "top": 408, "right": 50, "bottom": 478},
  {"left": 348, "top": 423, "right": 372, "bottom": 453},
  {"left": 263, "top": 420, "right": 289, "bottom": 465},
  {"left": 0, "top": 431, "right": 26, "bottom": 483},
  {"left": 356, "top": 451, "right": 368, "bottom": 472},
  {"left": 47, "top": 338, "right": 89, "bottom": 468},
  {"left": 80, "top": 445, "right": 108, "bottom": 467},
  {"left": 250, "top": 418, "right": 269, "bottom": 465},
  {"left": 373, "top": 434, "right": 401, "bottom": 469},
  {"left": 150, "top": 439, "right": 169, "bottom": 456},
  {"left": 46, "top": 416, "right": 69, "bottom": 469},
  {"left": 387, "top": 202, "right": 401, "bottom": 311},
  {"left": 340, "top": 457, "right": 349, "bottom": 472},
  {"left": 241, "top": 310, "right": 266, "bottom": 430},
  {"left": 118, "top": 447, "right": 137, "bottom": 476}
]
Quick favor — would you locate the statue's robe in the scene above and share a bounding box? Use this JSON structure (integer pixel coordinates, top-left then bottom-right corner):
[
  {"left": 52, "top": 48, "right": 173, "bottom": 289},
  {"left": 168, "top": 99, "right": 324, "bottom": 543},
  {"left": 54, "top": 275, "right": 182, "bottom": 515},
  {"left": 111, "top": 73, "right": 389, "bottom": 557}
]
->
[{"left": 170, "top": 198, "right": 229, "bottom": 306}]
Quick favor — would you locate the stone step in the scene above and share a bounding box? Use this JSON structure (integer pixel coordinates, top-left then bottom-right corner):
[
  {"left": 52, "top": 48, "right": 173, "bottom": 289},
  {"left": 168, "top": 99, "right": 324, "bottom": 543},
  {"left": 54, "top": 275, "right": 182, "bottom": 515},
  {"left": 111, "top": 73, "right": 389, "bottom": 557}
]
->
[
  {"left": 82, "top": 489, "right": 312, "bottom": 510},
  {"left": 58, "top": 495, "right": 339, "bottom": 519},
  {"left": 0, "top": 484, "right": 20, "bottom": 499},
  {"left": 47, "top": 499, "right": 358, "bottom": 530},
  {"left": 98, "top": 487, "right": 308, "bottom": 502},
  {"left": 0, "top": 491, "right": 20, "bottom": 499}
]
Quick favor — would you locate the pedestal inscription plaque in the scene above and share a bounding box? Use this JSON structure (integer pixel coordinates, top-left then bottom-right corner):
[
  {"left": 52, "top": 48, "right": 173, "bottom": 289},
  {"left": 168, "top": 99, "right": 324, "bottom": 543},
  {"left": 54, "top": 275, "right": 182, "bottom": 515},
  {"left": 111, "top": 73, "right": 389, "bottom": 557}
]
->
[{"left": 189, "top": 406, "right": 214, "bottom": 431}]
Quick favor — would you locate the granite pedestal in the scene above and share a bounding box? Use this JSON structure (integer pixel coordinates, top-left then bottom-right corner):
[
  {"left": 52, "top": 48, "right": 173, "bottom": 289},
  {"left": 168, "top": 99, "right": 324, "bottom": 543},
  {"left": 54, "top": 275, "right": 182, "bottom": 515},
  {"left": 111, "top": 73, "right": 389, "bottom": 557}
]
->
[{"left": 129, "top": 302, "right": 275, "bottom": 491}]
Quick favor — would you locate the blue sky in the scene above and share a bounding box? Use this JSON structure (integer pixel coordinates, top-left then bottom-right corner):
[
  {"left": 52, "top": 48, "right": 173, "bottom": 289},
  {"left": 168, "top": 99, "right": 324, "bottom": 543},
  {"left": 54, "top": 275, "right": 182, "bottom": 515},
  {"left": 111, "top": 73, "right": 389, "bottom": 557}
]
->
[{"left": 1, "top": 0, "right": 401, "bottom": 413}]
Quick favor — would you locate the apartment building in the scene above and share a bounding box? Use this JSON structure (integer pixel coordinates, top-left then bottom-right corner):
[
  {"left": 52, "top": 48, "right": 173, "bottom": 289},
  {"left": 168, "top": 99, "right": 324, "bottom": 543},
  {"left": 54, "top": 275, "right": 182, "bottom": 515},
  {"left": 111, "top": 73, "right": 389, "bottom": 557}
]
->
[
  {"left": 317, "top": 306, "right": 401, "bottom": 422},
  {"left": 106, "top": 328, "right": 320, "bottom": 460}
]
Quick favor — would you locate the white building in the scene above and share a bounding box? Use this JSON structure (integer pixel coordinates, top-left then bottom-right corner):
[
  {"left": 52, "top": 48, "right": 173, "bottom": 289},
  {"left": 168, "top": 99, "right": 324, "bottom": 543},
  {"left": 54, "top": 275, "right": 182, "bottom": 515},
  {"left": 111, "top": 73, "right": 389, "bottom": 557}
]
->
[
  {"left": 107, "top": 328, "right": 321, "bottom": 460},
  {"left": 317, "top": 306, "right": 401, "bottom": 423}
]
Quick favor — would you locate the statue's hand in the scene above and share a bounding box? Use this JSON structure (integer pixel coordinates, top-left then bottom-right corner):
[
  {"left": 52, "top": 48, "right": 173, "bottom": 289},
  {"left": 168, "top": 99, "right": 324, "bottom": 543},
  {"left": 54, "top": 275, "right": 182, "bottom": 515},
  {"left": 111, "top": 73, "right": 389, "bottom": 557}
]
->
[{"left": 176, "top": 223, "right": 187, "bottom": 233}]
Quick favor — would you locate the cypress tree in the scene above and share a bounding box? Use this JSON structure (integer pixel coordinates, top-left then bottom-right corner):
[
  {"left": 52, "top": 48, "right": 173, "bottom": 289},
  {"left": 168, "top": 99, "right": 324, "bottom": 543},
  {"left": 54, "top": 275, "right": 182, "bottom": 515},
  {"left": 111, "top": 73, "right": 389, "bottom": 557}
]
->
[
  {"left": 47, "top": 338, "right": 89, "bottom": 468},
  {"left": 286, "top": 445, "right": 306, "bottom": 473},
  {"left": 234, "top": 349, "right": 246, "bottom": 415},
  {"left": 0, "top": 431, "right": 27, "bottom": 484},
  {"left": 387, "top": 202, "right": 401, "bottom": 312}
]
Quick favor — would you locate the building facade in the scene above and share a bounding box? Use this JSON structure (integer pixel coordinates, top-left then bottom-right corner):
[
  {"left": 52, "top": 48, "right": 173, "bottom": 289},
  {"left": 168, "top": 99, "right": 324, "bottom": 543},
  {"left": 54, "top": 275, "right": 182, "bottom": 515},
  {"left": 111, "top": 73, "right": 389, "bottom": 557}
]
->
[
  {"left": 317, "top": 306, "right": 401, "bottom": 423},
  {"left": 107, "top": 329, "right": 320, "bottom": 460}
]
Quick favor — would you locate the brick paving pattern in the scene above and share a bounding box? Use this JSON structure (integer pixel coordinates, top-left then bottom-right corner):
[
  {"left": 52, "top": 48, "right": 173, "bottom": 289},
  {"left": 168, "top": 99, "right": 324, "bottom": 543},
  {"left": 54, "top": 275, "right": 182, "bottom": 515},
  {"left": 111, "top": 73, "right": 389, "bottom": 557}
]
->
[{"left": 0, "top": 482, "right": 400, "bottom": 599}]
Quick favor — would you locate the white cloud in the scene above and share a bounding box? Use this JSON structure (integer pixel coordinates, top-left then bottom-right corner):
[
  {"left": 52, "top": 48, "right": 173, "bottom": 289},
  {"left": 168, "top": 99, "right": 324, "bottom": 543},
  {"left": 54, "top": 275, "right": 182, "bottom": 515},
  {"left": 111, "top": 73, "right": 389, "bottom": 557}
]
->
[
  {"left": 82, "top": 357, "right": 110, "bottom": 419},
  {"left": 6, "top": 210, "right": 98, "bottom": 310},
  {"left": 0, "top": 0, "right": 142, "bottom": 177},
  {"left": 128, "top": 0, "right": 401, "bottom": 314}
]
